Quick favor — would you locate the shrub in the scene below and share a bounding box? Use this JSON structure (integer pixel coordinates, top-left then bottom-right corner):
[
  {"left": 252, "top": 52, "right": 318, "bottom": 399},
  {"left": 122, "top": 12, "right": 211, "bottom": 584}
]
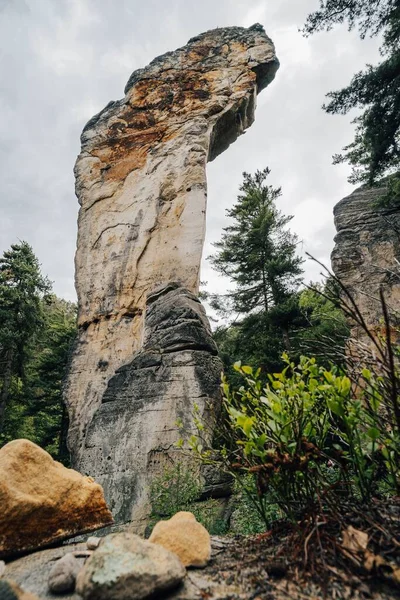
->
[
  {"left": 148, "top": 462, "right": 229, "bottom": 535},
  {"left": 187, "top": 354, "right": 399, "bottom": 529},
  {"left": 149, "top": 462, "right": 201, "bottom": 519}
]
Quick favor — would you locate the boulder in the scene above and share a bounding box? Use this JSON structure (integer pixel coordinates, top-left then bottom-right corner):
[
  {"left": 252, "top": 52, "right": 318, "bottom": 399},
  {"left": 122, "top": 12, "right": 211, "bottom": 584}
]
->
[
  {"left": 0, "top": 439, "right": 113, "bottom": 558},
  {"left": 76, "top": 532, "right": 186, "bottom": 600},
  {"left": 149, "top": 511, "right": 211, "bottom": 567}
]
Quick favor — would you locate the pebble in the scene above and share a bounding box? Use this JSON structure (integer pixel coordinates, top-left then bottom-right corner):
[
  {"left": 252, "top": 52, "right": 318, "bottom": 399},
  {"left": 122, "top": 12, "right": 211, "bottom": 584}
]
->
[
  {"left": 48, "top": 553, "right": 81, "bottom": 594},
  {"left": 86, "top": 536, "right": 100, "bottom": 550}
]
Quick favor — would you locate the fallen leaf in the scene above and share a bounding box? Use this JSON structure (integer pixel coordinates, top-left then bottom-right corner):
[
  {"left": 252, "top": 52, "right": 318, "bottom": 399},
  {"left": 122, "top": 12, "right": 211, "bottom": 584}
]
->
[{"left": 341, "top": 526, "right": 368, "bottom": 553}]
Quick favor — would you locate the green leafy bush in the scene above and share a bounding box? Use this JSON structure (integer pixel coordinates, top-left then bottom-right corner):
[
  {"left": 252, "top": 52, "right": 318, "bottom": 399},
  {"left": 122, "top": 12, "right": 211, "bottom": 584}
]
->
[
  {"left": 229, "top": 475, "right": 280, "bottom": 535},
  {"left": 148, "top": 462, "right": 229, "bottom": 535},
  {"left": 188, "top": 355, "right": 399, "bottom": 529}
]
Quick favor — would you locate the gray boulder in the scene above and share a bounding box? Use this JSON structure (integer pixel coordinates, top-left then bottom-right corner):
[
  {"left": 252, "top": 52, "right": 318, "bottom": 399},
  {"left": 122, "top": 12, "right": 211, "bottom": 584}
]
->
[{"left": 76, "top": 532, "right": 186, "bottom": 600}]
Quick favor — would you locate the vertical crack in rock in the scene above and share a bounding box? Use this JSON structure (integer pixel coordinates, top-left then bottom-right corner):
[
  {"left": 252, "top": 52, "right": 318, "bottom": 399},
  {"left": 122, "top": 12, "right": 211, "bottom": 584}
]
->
[
  {"left": 331, "top": 178, "right": 400, "bottom": 353},
  {"left": 64, "top": 24, "right": 279, "bottom": 522}
]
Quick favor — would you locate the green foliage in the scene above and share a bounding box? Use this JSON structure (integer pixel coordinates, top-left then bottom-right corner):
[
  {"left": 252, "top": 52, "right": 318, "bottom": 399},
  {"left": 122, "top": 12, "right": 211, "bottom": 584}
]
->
[
  {"left": 149, "top": 462, "right": 202, "bottom": 518},
  {"left": 0, "top": 242, "right": 51, "bottom": 432},
  {"left": 209, "top": 168, "right": 303, "bottom": 315},
  {"left": 25, "top": 297, "right": 76, "bottom": 462},
  {"left": 302, "top": 1, "right": 400, "bottom": 185},
  {"left": 148, "top": 462, "right": 228, "bottom": 535},
  {"left": 208, "top": 169, "right": 307, "bottom": 377},
  {"left": 294, "top": 283, "right": 350, "bottom": 367},
  {"left": 213, "top": 280, "right": 349, "bottom": 383},
  {"left": 229, "top": 475, "right": 280, "bottom": 535},
  {"left": 0, "top": 242, "right": 77, "bottom": 463},
  {"left": 189, "top": 355, "right": 399, "bottom": 529},
  {"left": 377, "top": 172, "right": 400, "bottom": 209}
]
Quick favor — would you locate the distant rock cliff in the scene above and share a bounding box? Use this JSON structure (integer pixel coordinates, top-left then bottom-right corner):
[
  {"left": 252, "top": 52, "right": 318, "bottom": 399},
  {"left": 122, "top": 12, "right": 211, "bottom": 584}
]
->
[
  {"left": 331, "top": 180, "right": 400, "bottom": 355},
  {"left": 64, "top": 24, "right": 279, "bottom": 525}
]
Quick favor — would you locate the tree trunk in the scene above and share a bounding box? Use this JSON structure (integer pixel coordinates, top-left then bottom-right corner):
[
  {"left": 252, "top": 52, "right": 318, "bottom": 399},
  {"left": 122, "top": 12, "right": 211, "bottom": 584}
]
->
[
  {"left": 58, "top": 402, "right": 70, "bottom": 464},
  {"left": 261, "top": 266, "right": 269, "bottom": 313},
  {"left": 282, "top": 328, "right": 291, "bottom": 352},
  {"left": 0, "top": 348, "right": 14, "bottom": 434}
]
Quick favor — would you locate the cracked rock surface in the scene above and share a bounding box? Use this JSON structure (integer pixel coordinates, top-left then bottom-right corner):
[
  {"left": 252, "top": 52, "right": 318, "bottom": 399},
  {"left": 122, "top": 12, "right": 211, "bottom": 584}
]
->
[
  {"left": 78, "top": 283, "right": 223, "bottom": 527},
  {"left": 331, "top": 179, "right": 400, "bottom": 353},
  {"left": 64, "top": 24, "right": 279, "bottom": 478}
]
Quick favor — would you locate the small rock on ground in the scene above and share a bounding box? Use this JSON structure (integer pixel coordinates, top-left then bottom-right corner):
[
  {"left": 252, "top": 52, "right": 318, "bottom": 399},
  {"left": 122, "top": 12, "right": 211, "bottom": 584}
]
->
[
  {"left": 48, "top": 553, "right": 81, "bottom": 594},
  {"left": 86, "top": 537, "right": 100, "bottom": 550}
]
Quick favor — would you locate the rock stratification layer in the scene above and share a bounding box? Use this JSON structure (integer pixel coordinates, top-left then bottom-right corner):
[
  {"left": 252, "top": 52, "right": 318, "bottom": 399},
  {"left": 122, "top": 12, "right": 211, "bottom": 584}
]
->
[
  {"left": 331, "top": 180, "right": 400, "bottom": 352},
  {"left": 64, "top": 24, "right": 278, "bottom": 519}
]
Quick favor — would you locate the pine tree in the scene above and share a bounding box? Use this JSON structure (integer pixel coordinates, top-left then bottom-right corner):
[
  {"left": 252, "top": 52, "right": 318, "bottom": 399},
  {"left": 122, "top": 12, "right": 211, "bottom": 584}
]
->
[
  {"left": 0, "top": 242, "right": 51, "bottom": 433},
  {"left": 302, "top": 0, "right": 400, "bottom": 186},
  {"left": 209, "top": 168, "right": 304, "bottom": 373},
  {"left": 24, "top": 297, "right": 76, "bottom": 463},
  {"left": 210, "top": 168, "right": 303, "bottom": 314}
]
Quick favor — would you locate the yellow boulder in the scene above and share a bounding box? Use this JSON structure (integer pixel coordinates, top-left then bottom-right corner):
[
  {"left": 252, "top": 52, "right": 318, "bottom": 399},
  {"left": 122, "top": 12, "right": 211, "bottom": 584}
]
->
[
  {"left": 149, "top": 511, "right": 211, "bottom": 567},
  {"left": 0, "top": 439, "right": 113, "bottom": 558}
]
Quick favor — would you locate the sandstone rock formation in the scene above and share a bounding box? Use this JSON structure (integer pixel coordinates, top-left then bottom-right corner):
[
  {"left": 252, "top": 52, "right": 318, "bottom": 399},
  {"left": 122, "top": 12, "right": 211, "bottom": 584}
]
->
[
  {"left": 64, "top": 24, "right": 278, "bottom": 524},
  {"left": 149, "top": 511, "right": 211, "bottom": 568},
  {"left": 78, "top": 283, "right": 223, "bottom": 526},
  {"left": 331, "top": 179, "right": 400, "bottom": 354},
  {"left": 0, "top": 439, "right": 113, "bottom": 558}
]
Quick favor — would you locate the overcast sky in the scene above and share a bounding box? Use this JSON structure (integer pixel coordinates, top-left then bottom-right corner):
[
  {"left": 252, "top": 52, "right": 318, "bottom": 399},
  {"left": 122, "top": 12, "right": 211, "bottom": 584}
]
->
[{"left": 0, "top": 0, "right": 381, "bottom": 308}]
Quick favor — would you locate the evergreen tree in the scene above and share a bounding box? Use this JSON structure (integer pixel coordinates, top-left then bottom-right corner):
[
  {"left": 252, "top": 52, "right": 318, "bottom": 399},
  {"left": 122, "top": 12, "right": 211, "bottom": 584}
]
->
[
  {"left": 0, "top": 242, "right": 51, "bottom": 432},
  {"left": 210, "top": 168, "right": 303, "bottom": 314},
  {"left": 292, "top": 282, "right": 350, "bottom": 368},
  {"left": 209, "top": 169, "right": 304, "bottom": 373},
  {"left": 24, "top": 297, "right": 76, "bottom": 463},
  {"left": 302, "top": 0, "right": 400, "bottom": 187}
]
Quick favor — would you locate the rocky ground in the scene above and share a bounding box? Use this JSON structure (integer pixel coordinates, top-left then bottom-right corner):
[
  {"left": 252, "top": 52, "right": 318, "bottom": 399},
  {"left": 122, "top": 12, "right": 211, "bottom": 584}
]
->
[
  {"left": 1, "top": 441, "right": 398, "bottom": 599},
  {"left": 3, "top": 506, "right": 399, "bottom": 600}
]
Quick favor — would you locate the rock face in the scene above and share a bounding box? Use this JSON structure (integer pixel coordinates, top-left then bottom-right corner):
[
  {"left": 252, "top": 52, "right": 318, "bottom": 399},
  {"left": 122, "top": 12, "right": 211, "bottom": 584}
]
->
[
  {"left": 78, "top": 283, "right": 223, "bottom": 527},
  {"left": 331, "top": 180, "right": 400, "bottom": 353},
  {"left": 0, "top": 440, "right": 113, "bottom": 559},
  {"left": 149, "top": 511, "right": 211, "bottom": 568},
  {"left": 64, "top": 25, "right": 278, "bottom": 526},
  {"left": 76, "top": 532, "right": 186, "bottom": 600},
  {"left": 64, "top": 24, "right": 278, "bottom": 465}
]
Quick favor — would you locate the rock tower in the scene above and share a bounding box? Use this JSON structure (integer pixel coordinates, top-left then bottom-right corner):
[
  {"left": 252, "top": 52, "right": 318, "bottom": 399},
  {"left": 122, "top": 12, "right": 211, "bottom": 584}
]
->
[{"left": 65, "top": 24, "right": 279, "bottom": 526}]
